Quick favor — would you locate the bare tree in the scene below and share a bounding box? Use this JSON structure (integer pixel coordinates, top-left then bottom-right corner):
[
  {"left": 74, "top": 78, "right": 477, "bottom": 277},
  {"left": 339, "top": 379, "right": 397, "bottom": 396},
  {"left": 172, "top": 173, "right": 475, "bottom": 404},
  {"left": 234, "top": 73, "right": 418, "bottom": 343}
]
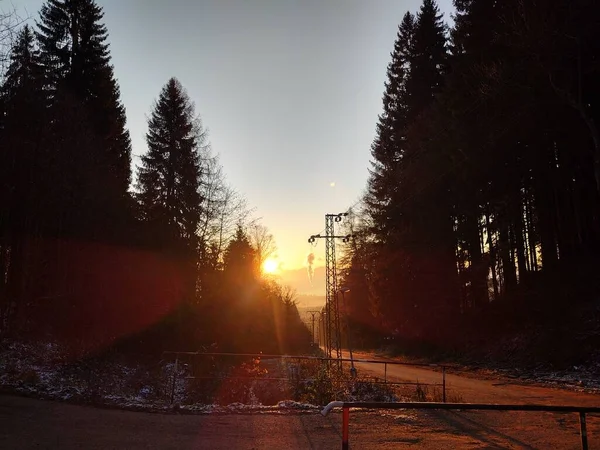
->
[
  {"left": 0, "top": 3, "right": 27, "bottom": 73},
  {"left": 247, "top": 222, "right": 277, "bottom": 270},
  {"left": 196, "top": 151, "right": 251, "bottom": 269}
]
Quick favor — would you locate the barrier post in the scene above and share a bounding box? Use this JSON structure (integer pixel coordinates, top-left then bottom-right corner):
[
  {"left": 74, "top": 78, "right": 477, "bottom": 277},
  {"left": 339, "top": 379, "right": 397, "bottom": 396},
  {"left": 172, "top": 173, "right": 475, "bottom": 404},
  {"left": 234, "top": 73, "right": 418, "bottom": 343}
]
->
[
  {"left": 580, "top": 412, "right": 588, "bottom": 450},
  {"left": 170, "top": 356, "right": 179, "bottom": 405},
  {"left": 322, "top": 401, "right": 600, "bottom": 450},
  {"left": 442, "top": 366, "right": 446, "bottom": 403},
  {"left": 342, "top": 407, "right": 349, "bottom": 450}
]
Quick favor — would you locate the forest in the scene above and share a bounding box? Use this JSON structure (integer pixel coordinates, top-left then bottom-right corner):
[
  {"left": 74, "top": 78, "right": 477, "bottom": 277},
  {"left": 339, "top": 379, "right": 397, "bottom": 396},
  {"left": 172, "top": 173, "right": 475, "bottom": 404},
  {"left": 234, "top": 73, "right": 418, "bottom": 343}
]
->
[
  {"left": 340, "top": 0, "right": 600, "bottom": 366},
  {"left": 1, "top": 0, "right": 600, "bottom": 371},
  {"left": 0, "top": 0, "right": 310, "bottom": 358}
]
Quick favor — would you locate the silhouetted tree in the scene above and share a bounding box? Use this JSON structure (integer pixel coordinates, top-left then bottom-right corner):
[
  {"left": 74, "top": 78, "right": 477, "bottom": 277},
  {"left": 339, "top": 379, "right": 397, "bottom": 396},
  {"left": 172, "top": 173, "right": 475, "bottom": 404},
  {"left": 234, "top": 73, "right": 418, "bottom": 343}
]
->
[
  {"left": 360, "top": 0, "right": 600, "bottom": 353},
  {"left": 0, "top": 25, "right": 47, "bottom": 334},
  {"left": 137, "top": 78, "right": 204, "bottom": 254},
  {"left": 36, "top": 0, "right": 132, "bottom": 238},
  {"left": 365, "top": 0, "right": 453, "bottom": 338},
  {"left": 137, "top": 77, "right": 205, "bottom": 306},
  {"left": 223, "top": 225, "right": 258, "bottom": 286},
  {"left": 366, "top": 11, "right": 414, "bottom": 239}
]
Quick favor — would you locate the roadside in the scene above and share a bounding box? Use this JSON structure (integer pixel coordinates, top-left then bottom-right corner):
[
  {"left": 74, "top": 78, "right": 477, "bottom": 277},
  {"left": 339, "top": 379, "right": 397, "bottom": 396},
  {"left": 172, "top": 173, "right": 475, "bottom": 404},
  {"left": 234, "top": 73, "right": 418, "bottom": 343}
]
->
[
  {"left": 350, "top": 354, "right": 600, "bottom": 405},
  {"left": 348, "top": 349, "right": 600, "bottom": 394},
  {"left": 1, "top": 394, "right": 597, "bottom": 449}
]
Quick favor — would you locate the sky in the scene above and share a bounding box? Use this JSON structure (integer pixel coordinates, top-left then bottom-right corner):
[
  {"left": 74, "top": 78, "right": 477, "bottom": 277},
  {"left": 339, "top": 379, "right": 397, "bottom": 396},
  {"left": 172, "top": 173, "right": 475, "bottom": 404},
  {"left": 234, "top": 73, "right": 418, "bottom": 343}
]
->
[{"left": 7, "top": 0, "right": 455, "bottom": 287}]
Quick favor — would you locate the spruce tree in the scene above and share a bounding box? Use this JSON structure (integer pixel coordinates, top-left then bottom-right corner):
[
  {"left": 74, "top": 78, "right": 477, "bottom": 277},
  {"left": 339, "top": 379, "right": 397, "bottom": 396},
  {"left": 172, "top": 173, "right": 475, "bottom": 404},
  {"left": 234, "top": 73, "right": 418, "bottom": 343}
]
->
[
  {"left": 0, "top": 25, "right": 47, "bottom": 333},
  {"left": 223, "top": 225, "right": 258, "bottom": 285},
  {"left": 366, "top": 12, "right": 415, "bottom": 239},
  {"left": 357, "top": 0, "right": 600, "bottom": 351},
  {"left": 405, "top": 0, "right": 447, "bottom": 115},
  {"left": 363, "top": 12, "right": 419, "bottom": 330},
  {"left": 365, "top": 0, "right": 453, "bottom": 337},
  {"left": 36, "top": 0, "right": 132, "bottom": 223},
  {"left": 137, "top": 77, "right": 204, "bottom": 257},
  {"left": 400, "top": 0, "right": 455, "bottom": 329},
  {"left": 0, "top": 24, "right": 46, "bottom": 223}
]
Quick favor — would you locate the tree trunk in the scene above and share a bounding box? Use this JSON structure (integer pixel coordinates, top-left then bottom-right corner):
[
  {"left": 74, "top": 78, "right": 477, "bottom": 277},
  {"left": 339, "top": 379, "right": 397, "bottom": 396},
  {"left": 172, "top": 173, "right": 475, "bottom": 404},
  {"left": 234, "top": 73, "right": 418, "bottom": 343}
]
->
[
  {"left": 525, "top": 194, "right": 538, "bottom": 271},
  {"left": 466, "top": 211, "right": 487, "bottom": 308},
  {"left": 513, "top": 205, "right": 528, "bottom": 283},
  {"left": 498, "top": 219, "right": 516, "bottom": 292},
  {"left": 485, "top": 209, "right": 499, "bottom": 300},
  {"left": 0, "top": 240, "right": 10, "bottom": 336},
  {"left": 578, "top": 109, "right": 600, "bottom": 199}
]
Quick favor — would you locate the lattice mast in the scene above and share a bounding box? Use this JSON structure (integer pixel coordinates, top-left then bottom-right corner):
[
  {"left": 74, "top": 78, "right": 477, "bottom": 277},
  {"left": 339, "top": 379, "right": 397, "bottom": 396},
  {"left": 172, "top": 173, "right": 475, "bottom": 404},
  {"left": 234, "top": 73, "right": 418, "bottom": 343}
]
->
[{"left": 308, "top": 213, "right": 350, "bottom": 363}]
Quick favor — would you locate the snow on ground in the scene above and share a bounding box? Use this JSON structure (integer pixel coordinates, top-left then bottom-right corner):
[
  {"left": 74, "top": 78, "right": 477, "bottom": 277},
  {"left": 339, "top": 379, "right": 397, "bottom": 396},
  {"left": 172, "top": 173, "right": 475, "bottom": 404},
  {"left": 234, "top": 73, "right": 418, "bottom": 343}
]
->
[
  {"left": 0, "top": 341, "right": 325, "bottom": 414},
  {"left": 485, "top": 365, "right": 600, "bottom": 392},
  {"left": 4, "top": 340, "right": 597, "bottom": 414}
]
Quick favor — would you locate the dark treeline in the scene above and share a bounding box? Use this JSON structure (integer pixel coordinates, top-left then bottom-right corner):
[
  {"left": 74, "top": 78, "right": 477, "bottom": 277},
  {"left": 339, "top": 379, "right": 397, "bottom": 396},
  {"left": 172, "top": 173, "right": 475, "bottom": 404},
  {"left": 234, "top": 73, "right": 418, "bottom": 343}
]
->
[
  {"left": 0, "top": 0, "right": 310, "bottom": 356},
  {"left": 341, "top": 0, "right": 600, "bottom": 358}
]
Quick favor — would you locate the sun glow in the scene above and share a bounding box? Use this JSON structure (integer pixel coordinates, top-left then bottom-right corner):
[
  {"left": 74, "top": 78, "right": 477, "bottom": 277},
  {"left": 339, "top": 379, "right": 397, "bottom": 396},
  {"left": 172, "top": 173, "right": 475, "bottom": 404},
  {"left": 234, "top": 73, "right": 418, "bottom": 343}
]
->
[{"left": 262, "top": 258, "right": 279, "bottom": 274}]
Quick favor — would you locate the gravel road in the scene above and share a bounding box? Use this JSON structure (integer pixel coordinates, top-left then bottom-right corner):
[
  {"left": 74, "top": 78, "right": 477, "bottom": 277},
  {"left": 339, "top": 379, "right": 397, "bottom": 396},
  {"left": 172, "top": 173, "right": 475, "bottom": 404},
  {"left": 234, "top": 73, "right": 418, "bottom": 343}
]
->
[
  {"left": 347, "top": 350, "right": 600, "bottom": 406},
  {"left": 2, "top": 355, "right": 600, "bottom": 449}
]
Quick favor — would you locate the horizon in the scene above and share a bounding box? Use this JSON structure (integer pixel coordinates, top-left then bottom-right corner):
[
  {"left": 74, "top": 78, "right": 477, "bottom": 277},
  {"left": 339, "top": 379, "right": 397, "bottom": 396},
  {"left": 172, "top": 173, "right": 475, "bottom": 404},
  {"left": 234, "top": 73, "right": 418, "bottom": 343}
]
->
[{"left": 10, "top": 0, "right": 455, "bottom": 280}]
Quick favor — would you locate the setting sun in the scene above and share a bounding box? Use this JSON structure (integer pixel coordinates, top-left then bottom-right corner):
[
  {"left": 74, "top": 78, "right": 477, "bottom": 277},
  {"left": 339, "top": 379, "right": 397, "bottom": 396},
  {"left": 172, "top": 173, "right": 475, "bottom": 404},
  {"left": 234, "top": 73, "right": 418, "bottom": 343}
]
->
[{"left": 262, "top": 258, "right": 279, "bottom": 274}]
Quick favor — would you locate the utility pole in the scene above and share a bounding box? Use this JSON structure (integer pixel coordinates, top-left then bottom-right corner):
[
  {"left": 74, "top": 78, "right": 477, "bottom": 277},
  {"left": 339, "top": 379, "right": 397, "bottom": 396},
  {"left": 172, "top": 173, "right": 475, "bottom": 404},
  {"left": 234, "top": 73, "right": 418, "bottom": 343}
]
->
[
  {"left": 319, "top": 311, "right": 325, "bottom": 348},
  {"left": 308, "top": 213, "right": 351, "bottom": 365},
  {"left": 307, "top": 310, "right": 320, "bottom": 344}
]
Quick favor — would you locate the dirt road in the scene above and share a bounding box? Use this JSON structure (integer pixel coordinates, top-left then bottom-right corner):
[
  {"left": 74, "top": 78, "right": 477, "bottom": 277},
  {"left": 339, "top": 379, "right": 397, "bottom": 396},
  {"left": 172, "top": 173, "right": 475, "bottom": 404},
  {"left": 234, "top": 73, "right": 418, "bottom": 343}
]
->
[
  {"left": 346, "top": 350, "right": 600, "bottom": 406},
  {"left": 2, "top": 355, "right": 600, "bottom": 449}
]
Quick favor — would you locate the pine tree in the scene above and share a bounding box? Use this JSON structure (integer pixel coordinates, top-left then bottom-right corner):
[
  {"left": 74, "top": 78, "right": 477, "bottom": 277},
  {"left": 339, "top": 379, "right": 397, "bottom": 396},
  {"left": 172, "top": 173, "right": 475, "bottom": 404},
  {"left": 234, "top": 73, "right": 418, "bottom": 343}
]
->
[
  {"left": 36, "top": 0, "right": 132, "bottom": 216},
  {"left": 358, "top": 0, "right": 600, "bottom": 353},
  {"left": 0, "top": 25, "right": 47, "bottom": 334},
  {"left": 365, "top": 0, "right": 454, "bottom": 338},
  {"left": 405, "top": 0, "right": 447, "bottom": 115},
  {"left": 366, "top": 12, "right": 415, "bottom": 239},
  {"left": 223, "top": 225, "right": 258, "bottom": 286},
  {"left": 0, "top": 25, "right": 46, "bottom": 226},
  {"left": 137, "top": 77, "right": 204, "bottom": 258},
  {"left": 399, "top": 0, "right": 456, "bottom": 327}
]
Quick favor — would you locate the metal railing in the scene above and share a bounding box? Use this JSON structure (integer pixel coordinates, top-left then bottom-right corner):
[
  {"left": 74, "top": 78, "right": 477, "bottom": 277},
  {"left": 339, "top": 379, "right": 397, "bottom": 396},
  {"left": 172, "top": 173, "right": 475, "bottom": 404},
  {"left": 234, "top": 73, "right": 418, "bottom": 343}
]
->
[
  {"left": 163, "top": 351, "right": 450, "bottom": 404},
  {"left": 321, "top": 401, "right": 600, "bottom": 450}
]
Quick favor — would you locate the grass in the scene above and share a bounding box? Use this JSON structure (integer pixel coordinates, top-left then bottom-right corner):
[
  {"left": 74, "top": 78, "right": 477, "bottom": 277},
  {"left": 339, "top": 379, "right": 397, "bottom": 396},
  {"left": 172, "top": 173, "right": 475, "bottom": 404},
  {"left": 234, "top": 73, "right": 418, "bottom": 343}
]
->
[{"left": 410, "top": 382, "right": 464, "bottom": 403}]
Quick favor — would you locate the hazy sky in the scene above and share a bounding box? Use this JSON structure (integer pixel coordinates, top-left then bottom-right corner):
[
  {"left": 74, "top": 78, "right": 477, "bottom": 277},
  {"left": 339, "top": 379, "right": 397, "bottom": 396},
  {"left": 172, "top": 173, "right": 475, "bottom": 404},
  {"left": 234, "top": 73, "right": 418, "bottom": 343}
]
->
[{"left": 9, "top": 0, "right": 454, "bottom": 273}]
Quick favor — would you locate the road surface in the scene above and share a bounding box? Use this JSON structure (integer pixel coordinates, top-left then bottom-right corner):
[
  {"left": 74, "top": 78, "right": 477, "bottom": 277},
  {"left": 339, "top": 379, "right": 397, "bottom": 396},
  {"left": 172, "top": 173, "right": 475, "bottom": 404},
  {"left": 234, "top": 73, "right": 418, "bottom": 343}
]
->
[
  {"left": 2, "top": 355, "right": 600, "bottom": 449},
  {"left": 344, "top": 350, "right": 600, "bottom": 406},
  {"left": 1, "top": 393, "right": 599, "bottom": 449}
]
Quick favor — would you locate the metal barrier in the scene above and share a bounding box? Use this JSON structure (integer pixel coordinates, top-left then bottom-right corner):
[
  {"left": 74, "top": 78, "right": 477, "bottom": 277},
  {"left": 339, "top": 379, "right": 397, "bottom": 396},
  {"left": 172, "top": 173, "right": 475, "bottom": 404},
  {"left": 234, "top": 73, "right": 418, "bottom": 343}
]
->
[
  {"left": 321, "top": 401, "right": 600, "bottom": 450},
  {"left": 163, "top": 351, "right": 449, "bottom": 404}
]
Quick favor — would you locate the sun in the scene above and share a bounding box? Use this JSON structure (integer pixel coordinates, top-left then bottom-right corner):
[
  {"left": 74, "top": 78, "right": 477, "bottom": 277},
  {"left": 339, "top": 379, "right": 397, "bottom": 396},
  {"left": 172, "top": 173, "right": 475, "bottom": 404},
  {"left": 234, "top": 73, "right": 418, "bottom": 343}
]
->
[{"left": 262, "top": 258, "right": 279, "bottom": 274}]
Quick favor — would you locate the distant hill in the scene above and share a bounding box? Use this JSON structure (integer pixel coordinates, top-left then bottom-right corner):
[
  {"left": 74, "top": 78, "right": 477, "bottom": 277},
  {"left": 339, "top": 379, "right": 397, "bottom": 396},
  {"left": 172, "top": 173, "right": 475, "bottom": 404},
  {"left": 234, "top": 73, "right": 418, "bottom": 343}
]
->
[
  {"left": 295, "top": 295, "right": 326, "bottom": 309},
  {"left": 277, "top": 266, "right": 326, "bottom": 296}
]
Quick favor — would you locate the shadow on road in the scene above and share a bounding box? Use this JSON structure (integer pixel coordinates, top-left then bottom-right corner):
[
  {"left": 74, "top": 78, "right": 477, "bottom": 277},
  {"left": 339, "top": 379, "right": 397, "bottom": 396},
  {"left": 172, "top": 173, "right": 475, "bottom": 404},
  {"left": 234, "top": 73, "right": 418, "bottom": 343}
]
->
[
  {"left": 299, "top": 413, "right": 342, "bottom": 449},
  {"left": 430, "top": 410, "right": 535, "bottom": 449}
]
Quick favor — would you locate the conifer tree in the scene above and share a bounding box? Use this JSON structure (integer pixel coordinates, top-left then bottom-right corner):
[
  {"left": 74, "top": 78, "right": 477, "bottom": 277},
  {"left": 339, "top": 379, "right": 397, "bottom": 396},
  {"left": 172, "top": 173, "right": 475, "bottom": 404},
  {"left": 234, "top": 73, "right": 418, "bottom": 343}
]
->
[
  {"left": 365, "top": 0, "right": 452, "bottom": 335},
  {"left": 405, "top": 0, "right": 447, "bottom": 116},
  {"left": 366, "top": 12, "right": 415, "bottom": 239},
  {"left": 223, "top": 225, "right": 258, "bottom": 285},
  {"left": 36, "top": 0, "right": 132, "bottom": 226},
  {"left": 0, "top": 24, "right": 46, "bottom": 222},
  {"left": 137, "top": 77, "right": 204, "bottom": 258},
  {"left": 400, "top": 0, "right": 455, "bottom": 325},
  {"left": 0, "top": 25, "right": 47, "bottom": 333}
]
